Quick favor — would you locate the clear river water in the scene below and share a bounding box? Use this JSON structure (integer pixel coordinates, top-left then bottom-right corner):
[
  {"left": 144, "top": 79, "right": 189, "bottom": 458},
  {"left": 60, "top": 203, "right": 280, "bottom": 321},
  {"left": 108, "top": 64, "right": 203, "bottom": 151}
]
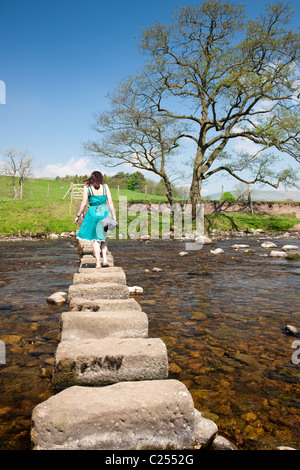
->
[{"left": 0, "top": 235, "right": 299, "bottom": 450}]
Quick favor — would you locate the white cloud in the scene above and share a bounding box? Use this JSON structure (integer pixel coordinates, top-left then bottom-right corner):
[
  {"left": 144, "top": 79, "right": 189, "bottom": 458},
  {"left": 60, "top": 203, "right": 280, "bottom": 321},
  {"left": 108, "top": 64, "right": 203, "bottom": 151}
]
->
[
  {"left": 233, "top": 137, "right": 263, "bottom": 157},
  {"left": 33, "top": 156, "right": 114, "bottom": 178}
]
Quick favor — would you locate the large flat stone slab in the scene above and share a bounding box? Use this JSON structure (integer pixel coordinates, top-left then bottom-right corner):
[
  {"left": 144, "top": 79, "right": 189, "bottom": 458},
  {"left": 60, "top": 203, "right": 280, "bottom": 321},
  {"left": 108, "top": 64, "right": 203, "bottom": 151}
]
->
[
  {"left": 77, "top": 242, "right": 112, "bottom": 256},
  {"left": 52, "top": 337, "right": 168, "bottom": 388},
  {"left": 73, "top": 269, "right": 126, "bottom": 285},
  {"left": 77, "top": 266, "right": 120, "bottom": 274},
  {"left": 69, "top": 297, "right": 142, "bottom": 312},
  {"left": 68, "top": 282, "right": 129, "bottom": 301},
  {"left": 80, "top": 254, "right": 114, "bottom": 267},
  {"left": 31, "top": 379, "right": 195, "bottom": 450},
  {"left": 59, "top": 310, "right": 148, "bottom": 341}
]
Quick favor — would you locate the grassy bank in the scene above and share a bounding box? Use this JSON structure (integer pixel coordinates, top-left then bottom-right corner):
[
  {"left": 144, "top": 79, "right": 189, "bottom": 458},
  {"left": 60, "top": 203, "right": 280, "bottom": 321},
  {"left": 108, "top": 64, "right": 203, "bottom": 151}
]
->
[
  {"left": 204, "top": 212, "right": 300, "bottom": 233},
  {"left": 0, "top": 176, "right": 299, "bottom": 237},
  {"left": 0, "top": 176, "right": 170, "bottom": 237}
]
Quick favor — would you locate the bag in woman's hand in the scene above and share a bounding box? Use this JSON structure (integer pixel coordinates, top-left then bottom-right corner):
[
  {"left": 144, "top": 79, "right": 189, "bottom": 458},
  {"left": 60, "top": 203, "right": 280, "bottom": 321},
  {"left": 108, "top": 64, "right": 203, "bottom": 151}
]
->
[{"left": 101, "top": 217, "right": 118, "bottom": 231}]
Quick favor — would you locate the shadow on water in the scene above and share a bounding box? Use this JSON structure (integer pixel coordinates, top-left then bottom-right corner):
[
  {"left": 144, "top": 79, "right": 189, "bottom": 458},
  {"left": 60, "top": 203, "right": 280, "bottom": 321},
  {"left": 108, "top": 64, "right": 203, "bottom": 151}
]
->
[{"left": 0, "top": 235, "right": 299, "bottom": 450}]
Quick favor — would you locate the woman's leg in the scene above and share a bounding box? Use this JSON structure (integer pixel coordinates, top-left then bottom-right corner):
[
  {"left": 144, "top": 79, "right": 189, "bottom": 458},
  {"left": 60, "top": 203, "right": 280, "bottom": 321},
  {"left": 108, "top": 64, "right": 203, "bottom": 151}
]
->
[
  {"left": 101, "top": 241, "right": 109, "bottom": 266},
  {"left": 92, "top": 241, "right": 101, "bottom": 268}
]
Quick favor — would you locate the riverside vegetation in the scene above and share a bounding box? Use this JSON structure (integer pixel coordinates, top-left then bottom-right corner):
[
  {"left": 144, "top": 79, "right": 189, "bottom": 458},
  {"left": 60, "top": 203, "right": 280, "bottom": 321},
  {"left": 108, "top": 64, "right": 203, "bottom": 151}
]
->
[{"left": 0, "top": 176, "right": 299, "bottom": 238}]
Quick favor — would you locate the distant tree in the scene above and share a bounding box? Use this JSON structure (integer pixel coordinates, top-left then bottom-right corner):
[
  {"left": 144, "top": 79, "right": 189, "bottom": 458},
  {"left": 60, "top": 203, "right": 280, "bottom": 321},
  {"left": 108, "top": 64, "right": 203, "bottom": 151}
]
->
[
  {"left": 127, "top": 171, "right": 146, "bottom": 191},
  {"left": 222, "top": 191, "right": 236, "bottom": 202},
  {"left": 2, "top": 148, "right": 33, "bottom": 198}
]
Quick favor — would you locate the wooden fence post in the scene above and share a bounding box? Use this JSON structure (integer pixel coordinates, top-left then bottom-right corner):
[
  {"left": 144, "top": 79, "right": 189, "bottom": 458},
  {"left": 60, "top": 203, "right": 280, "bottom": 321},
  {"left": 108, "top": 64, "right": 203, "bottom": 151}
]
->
[{"left": 69, "top": 182, "right": 74, "bottom": 215}]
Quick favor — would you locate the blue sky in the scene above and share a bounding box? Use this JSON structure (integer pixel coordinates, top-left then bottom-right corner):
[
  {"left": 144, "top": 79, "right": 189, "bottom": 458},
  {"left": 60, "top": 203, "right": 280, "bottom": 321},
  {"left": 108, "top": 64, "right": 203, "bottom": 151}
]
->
[{"left": 0, "top": 0, "right": 300, "bottom": 194}]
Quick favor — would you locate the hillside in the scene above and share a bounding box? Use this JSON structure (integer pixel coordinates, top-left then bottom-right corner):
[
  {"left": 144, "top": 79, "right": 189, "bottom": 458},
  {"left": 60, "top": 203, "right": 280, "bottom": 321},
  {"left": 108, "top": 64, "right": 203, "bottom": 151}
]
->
[
  {"left": 0, "top": 175, "right": 171, "bottom": 237},
  {"left": 206, "top": 188, "right": 300, "bottom": 202},
  {"left": 0, "top": 176, "right": 170, "bottom": 203}
]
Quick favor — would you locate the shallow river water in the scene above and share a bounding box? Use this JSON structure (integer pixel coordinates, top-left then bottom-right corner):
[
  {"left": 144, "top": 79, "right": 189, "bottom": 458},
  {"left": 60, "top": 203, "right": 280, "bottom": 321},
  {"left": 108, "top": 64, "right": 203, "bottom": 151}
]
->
[{"left": 0, "top": 235, "right": 299, "bottom": 450}]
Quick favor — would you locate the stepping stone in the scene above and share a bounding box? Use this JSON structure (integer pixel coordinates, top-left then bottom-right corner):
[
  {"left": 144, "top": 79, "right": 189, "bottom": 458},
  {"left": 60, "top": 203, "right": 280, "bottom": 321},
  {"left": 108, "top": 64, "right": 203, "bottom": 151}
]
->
[
  {"left": 73, "top": 269, "right": 126, "bottom": 285},
  {"left": 69, "top": 297, "right": 142, "bottom": 312},
  {"left": 59, "top": 309, "right": 148, "bottom": 341},
  {"left": 68, "top": 282, "right": 129, "bottom": 301},
  {"left": 52, "top": 337, "right": 168, "bottom": 388},
  {"left": 31, "top": 379, "right": 195, "bottom": 450},
  {"left": 80, "top": 255, "right": 114, "bottom": 268},
  {"left": 77, "top": 266, "right": 120, "bottom": 274},
  {"left": 78, "top": 242, "right": 112, "bottom": 256},
  {"left": 80, "top": 254, "right": 114, "bottom": 263}
]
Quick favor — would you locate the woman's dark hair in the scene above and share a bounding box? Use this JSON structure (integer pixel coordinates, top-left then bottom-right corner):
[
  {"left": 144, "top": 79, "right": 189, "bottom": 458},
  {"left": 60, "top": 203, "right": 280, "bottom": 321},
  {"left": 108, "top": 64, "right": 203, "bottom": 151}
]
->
[{"left": 84, "top": 171, "right": 103, "bottom": 190}]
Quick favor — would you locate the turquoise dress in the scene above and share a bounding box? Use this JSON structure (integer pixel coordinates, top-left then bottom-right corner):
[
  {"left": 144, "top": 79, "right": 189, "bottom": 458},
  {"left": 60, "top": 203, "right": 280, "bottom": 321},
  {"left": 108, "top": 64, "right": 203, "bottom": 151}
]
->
[{"left": 76, "top": 185, "right": 110, "bottom": 242}]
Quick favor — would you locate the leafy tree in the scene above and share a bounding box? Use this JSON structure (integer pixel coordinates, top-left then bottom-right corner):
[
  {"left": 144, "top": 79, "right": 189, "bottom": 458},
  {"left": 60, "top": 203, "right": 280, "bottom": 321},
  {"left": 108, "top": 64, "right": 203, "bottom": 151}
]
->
[
  {"left": 133, "top": 0, "right": 300, "bottom": 216},
  {"left": 127, "top": 171, "right": 146, "bottom": 191},
  {"left": 222, "top": 191, "right": 236, "bottom": 201},
  {"left": 84, "top": 80, "right": 187, "bottom": 204}
]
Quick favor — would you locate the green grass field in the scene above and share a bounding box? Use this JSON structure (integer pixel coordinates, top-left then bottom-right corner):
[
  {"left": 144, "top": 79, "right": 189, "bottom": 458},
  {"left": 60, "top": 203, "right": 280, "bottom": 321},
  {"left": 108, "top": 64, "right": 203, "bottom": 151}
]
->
[
  {"left": 0, "top": 176, "right": 299, "bottom": 237},
  {"left": 0, "top": 176, "right": 172, "bottom": 237}
]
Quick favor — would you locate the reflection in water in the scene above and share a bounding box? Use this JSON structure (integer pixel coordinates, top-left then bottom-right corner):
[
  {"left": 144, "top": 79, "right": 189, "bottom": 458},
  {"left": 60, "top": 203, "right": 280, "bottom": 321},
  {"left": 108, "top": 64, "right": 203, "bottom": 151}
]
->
[{"left": 0, "top": 236, "right": 299, "bottom": 450}]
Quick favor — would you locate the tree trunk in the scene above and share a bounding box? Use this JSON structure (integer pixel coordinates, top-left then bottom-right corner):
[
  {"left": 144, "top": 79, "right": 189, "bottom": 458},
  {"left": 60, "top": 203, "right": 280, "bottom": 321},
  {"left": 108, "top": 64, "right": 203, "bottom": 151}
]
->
[
  {"left": 161, "top": 171, "right": 174, "bottom": 205},
  {"left": 12, "top": 176, "right": 18, "bottom": 199},
  {"left": 248, "top": 185, "right": 253, "bottom": 214},
  {"left": 190, "top": 147, "right": 203, "bottom": 219}
]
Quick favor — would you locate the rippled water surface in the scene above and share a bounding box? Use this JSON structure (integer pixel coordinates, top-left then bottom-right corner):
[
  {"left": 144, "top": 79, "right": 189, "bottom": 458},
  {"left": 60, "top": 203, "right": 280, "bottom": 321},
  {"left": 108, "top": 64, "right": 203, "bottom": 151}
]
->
[{"left": 0, "top": 236, "right": 299, "bottom": 450}]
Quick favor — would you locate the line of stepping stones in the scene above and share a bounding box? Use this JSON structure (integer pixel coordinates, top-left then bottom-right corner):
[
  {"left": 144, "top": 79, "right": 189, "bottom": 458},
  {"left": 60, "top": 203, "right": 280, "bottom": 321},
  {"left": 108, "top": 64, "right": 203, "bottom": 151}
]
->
[{"left": 30, "top": 240, "right": 231, "bottom": 451}]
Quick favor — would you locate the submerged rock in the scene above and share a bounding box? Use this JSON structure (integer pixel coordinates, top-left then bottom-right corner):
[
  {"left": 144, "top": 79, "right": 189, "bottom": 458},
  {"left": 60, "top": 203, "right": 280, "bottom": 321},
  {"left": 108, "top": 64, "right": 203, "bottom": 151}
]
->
[
  {"left": 231, "top": 244, "right": 249, "bottom": 249},
  {"left": 128, "top": 286, "right": 143, "bottom": 294},
  {"left": 195, "top": 235, "right": 213, "bottom": 244},
  {"left": 193, "top": 409, "right": 218, "bottom": 448},
  {"left": 282, "top": 245, "right": 299, "bottom": 251},
  {"left": 47, "top": 292, "right": 67, "bottom": 305},
  {"left": 210, "top": 435, "right": 238, "bottom": 450},
  {"left": 210, "top": 248, "right": 224, "bottom": 255},
  {"left": 286, "top": 325, "right": 300, "bottom": 338},
  {"left": 270, "top": 251, "right": 288, "bottom": 258},
  {"left": 261, "top": 242, "right": 277, "bottom": 248}
]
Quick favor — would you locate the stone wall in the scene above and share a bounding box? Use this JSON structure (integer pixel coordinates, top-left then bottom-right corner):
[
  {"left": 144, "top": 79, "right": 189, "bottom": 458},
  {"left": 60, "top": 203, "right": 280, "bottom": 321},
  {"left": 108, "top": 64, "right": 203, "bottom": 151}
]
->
[
  {"left": 127, "top": 201, "right": 300, "bottom": 218},
  {"left": 203, "top": 201, "right": 300, "bottom": 218}
]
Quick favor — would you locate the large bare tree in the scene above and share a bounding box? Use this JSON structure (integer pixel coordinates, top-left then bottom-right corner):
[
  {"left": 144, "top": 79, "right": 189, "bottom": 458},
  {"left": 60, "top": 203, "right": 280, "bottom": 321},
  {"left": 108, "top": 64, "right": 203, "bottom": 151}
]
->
[
  {"left": 84, "top": 80, "right": 187, "bottom": 204},
  {"left": 132, "top": 0, "right": 300, "bottom": 215}
]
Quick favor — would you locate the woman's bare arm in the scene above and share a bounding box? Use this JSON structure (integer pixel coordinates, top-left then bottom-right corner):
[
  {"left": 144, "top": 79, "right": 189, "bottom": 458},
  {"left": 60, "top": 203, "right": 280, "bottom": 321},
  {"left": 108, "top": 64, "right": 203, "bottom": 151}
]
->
[
  {"left": 105, "top": 185, "right": 116, "bottom": 219},
  {"left": 74, "top": 185, "right": 88, "bottom": 222}
]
